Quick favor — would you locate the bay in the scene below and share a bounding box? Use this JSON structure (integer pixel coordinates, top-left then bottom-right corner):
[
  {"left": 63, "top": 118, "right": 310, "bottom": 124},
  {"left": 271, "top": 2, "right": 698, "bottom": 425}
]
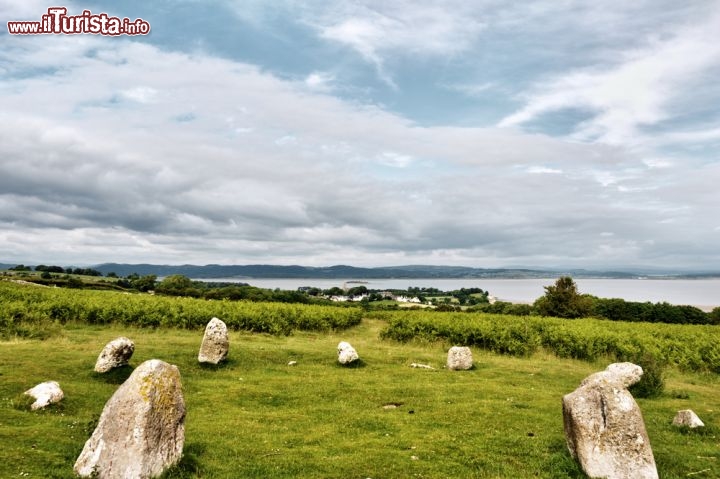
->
[{"left": 195, "top": 277, "right": 720, "bottom": 311}]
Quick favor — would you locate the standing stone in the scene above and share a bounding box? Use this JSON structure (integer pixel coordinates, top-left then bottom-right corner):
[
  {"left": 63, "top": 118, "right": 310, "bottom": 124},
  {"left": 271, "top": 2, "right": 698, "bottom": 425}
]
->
[
  {"left": 604, "top": 362, "right": 644, "bottom": 386},
  {"left": 337, "top": 341, "right": 359, "bottom": 365},
  {"left": 24, "top": 381, "right": 64, "bottom": 410},
  {"left": 94, "top": 337, "right": 135, "bottom": 373},
  {"left": 74, "top": 359, "right": 185, "bottom": 479},
  {"left": 563, "top": 362, "right": 658, "bottom": 479},
  {"left": 198, "top": 317, "right": 229, "bottom": 364},
  {"left": 447, "top": 346, "right": 473, "bottom": 370},
  {"left": 673, "top": 409, "right": 704, "bottom": 428}
]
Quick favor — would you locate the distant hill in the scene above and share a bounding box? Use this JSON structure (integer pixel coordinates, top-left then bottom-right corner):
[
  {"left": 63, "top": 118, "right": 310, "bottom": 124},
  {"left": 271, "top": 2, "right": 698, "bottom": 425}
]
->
[
  {"left": 89, "top": 263, "right": 679, "bottom": 279},
  {"left": 3, "top": 262, "right": 718, "bottom": 279}
]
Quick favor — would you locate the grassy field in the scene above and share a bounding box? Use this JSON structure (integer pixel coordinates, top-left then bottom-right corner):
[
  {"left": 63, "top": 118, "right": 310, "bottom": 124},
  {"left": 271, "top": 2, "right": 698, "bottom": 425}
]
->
[{"left": 1, "top": 318, "right": 719, "bottom": 478}]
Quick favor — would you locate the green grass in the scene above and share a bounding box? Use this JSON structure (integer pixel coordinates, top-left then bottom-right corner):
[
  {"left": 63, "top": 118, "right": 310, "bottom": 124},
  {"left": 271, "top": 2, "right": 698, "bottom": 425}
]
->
[
  {"left": 1, "top": 270, "right": 122, "bottom": 287},
  {"left": 1, "top": 320, "right": 719, "bottom": 478}
]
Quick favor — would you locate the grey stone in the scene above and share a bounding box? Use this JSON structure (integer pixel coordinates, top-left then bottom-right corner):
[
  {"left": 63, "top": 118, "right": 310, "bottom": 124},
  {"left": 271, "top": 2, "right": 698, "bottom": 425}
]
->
[
  {"left": 672, "top": 409, "right": 704, "bottom": 428},
  {"left": 94, "top": 337, "right": 135, "bottom": 373},
  {"left": 337, "top": 341, "right": 359, "bottom": 364},
  {"left": 74, "top": 359, "right": 185, "bottom": 479},
  {"left": 198, "top": 317, "right": 229, "bottom": 364},
  {"left": 24, "top": 381, "right": 63, "bottom": 410},
  {"left": 446, "top": 346, "right": 473, "bottom": 370},
  {"left": 563, "top": 362, "right": 658, "bottom": 479},
  {"left": 601, "top": 362, "right": 644, "bottom": 387}
]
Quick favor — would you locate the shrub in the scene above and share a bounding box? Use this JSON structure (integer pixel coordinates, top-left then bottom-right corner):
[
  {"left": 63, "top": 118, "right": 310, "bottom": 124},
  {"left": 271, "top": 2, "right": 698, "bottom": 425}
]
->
[
  {"left": 379, "top": 309, "right": 720, "bottom": 372},
  {"left": 0, "top": 281, "right": 362, "bottom": 336},
  {"left": 627, "top": 353, "right": 666, "bottom": 398}
]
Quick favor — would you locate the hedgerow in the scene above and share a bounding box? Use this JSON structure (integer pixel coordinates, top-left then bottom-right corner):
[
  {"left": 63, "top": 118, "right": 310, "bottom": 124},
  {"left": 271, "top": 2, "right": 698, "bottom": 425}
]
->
[
  {"left": 378, "top": 310, "right": 720, "bottom": 373},
  {"left": 0, "top": 281, "right": 361, "bottom": 339}
]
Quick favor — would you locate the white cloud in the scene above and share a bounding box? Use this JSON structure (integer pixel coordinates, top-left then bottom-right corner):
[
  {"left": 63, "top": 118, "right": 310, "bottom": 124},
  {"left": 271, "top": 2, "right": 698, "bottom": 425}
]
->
[
  {"left": 0, "top": 0, "right": 59, "bottom": 19},
  {"left": 304, "top": 71, "right": 335, "bottom": 91},
  {"left": 1, "top": 11, "right": 718, "bottom": 269},
  {"left": 274, "top": 135, "right": 297, "bottom": 146},
  {"left": 120, "top": 87, "right": 158, "bottom": 104},
  {"left": 309, "top": 1, "right": 485, "bottom": 85},
  {"left": 376, "top": 152, "right": 413, "bottom": 168},
  {"left": 527, "top": 166, "right": 562, "bottom": 175},
  {"left": 655, "top": 127, "right": 720, "bottom": 145},
  {"left": 498, "top": 8, "right": 720, "bottom": 146},
  {"left": 642, "top": 158, "right": 673, "bottom": 169},
  {"left": 443, "top": 82, "right": 495, "bottom": 98}
]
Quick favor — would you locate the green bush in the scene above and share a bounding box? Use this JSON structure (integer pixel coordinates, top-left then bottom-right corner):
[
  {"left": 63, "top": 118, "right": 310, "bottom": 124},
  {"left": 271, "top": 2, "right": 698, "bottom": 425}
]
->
[
  {"left": 469, "top": 301, "right": 533, "bottom": 316},
  {"left": 380, "top": 309, "right": 720, "bottom": 372},
  {"left": 627, "top": 353, "right": 666, "bottom": 398},
  {"left": 0, "top": 281, "right": 362, "bottom": 336}
]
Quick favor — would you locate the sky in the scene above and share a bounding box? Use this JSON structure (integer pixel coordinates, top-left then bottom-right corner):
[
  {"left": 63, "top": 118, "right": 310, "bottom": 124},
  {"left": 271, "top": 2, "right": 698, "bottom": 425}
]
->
[{"left": 1, "top": 0, "right": 719, "bottom": 270}]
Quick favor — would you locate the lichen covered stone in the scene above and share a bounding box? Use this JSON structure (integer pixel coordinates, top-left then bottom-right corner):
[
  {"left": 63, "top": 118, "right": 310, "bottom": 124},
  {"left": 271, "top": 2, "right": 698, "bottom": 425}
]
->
[
  {"left": 563, "top": 362, "right": 658, "bottom": 479},
  {"left": 94, "top": 337, "right": 135, "bottom": 373},
  {"left": 74, "top": 359, "right": 185, "bottom": 479},
  {"left": 198, "top": 317, "right": 229, "bottom": 364},
  {"left": 446, "top": 346, "right": 473, "bottom": 370},
  {"left": 673, "top": 409, "right": 704, "bottom": 428}
]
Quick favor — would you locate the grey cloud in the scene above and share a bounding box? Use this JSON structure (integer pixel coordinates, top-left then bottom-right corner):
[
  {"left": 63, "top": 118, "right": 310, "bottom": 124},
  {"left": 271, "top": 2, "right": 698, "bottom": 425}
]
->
[{"left": 0, "top": 34, "right": 717, "bottom": 269}]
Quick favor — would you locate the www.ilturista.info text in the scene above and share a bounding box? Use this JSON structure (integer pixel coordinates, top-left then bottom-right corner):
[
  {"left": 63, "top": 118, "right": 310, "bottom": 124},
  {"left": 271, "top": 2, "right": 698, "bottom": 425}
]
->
[{"left": 7, "top": 7, "right": 150, "bottom": 36}]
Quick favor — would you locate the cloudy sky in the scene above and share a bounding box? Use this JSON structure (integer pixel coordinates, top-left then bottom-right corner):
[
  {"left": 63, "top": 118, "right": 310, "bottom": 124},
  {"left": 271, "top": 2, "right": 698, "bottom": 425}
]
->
[{"left": 1, "top": 1, "right": 719, "bottom": 270}]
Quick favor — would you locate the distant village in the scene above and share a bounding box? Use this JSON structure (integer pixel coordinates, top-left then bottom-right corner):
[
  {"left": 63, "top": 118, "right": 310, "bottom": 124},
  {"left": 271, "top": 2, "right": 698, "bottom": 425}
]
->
[
  {"left": 298, "top": 283, "right": 495, "bottom": 307},
  {"left": 325, "top": 290, "right": 423, "bottom": 304}
]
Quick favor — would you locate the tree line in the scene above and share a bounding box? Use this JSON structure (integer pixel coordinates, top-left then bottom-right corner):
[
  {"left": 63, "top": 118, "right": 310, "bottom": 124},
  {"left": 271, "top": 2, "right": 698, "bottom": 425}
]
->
[
  {"left": 5, "top": 265, "right": 718, "bottom": 324},
  {"left": 11, "top": 264, "right": 105, "bottom": 276},
  {"left": 468, "top": 276, "right": 720, "bottom": 325}
]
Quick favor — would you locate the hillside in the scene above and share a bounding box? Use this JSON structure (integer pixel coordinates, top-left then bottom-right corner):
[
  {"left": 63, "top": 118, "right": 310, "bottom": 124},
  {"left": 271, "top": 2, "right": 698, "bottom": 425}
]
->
[
  {"left": 90, "top": 263, "right": 657, "bottom": 279},
  {"left": 3, "top": 262, "right": 719, "bottom": 279}
]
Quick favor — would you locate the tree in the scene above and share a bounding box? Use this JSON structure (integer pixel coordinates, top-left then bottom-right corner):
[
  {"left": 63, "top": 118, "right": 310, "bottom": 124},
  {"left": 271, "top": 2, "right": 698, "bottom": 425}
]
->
[
  {"left": 156, "top": 275, "right": 203, "bottom": 297},
  {"left": 708, "top": 307, "right": 720, "bottom": 325},
  {"left": 129, "top": 274, "right": 157, "bottom": 292},
  {"left": 71, "top": 267, "right": 102, "bottom": 276},
  {"left": 157, "top": 274, "right": 194, "bottom": 291},
  {"left": 368, "top": 292, "right": 383, "bottom": 302},
  {"left": 35, "top": 265, "right": 65, "bottom": 273},
  {"left": 347, "top": 286, "right": 368, "bottom": 297},
  {"left": 533, "top": 276, "right": 592, "bottom": 318},
  {"left": 9, "top": 264, "right": 32, "bottom": 271}
]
